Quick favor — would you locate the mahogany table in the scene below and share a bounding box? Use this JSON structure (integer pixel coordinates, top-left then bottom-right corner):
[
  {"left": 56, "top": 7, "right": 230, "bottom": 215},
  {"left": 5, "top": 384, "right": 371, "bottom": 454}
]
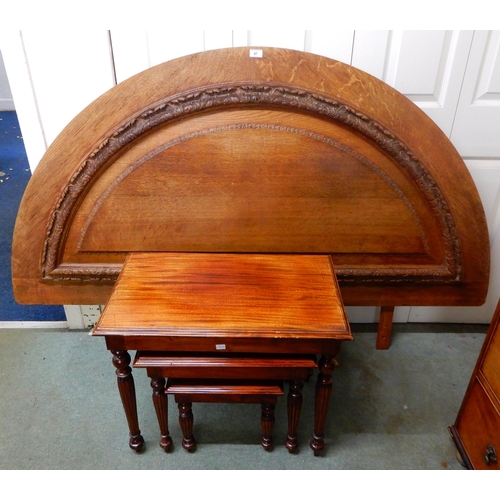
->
[
  {"left": 133, "top": 351, "right": 318, "bottom": 452},
  {"left": 92, "top": 252, "right": 352, "bottom": 455},
  {"left": 166, "top": 376, "right": 284, "bottom": 452}
]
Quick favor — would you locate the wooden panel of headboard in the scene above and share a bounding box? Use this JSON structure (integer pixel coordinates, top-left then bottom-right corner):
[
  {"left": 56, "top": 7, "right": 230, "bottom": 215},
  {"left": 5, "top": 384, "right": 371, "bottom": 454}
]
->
[{"left": 12, "top": 47, "right": 490, "bottom": 315}]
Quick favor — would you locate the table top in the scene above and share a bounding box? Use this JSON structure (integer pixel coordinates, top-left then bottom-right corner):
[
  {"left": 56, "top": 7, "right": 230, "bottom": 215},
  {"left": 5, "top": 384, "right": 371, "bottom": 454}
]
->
[{"left": 92, "top": 253, "right": 352, "bottom": 348}]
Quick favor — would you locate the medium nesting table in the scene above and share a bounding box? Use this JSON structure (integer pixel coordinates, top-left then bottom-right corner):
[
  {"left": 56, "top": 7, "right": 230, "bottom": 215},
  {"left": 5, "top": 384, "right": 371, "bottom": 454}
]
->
[
  {"left": 133, "top": 351, "right": 318, "bottom": 453},
  {"left": 91, "top": 252, "right": 352, "bottom": 455}
]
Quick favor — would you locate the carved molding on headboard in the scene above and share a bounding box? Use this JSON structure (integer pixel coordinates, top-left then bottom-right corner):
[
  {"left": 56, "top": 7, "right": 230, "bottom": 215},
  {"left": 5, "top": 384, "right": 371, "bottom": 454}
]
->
[{"left": 41, "top": 83, "right": 461, "bottom": 283}]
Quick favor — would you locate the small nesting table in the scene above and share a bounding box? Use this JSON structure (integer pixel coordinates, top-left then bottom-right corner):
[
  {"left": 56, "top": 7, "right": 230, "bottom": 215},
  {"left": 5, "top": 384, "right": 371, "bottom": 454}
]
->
[{"left": 92, "top": 252, "right": 352, "bottom": 455}]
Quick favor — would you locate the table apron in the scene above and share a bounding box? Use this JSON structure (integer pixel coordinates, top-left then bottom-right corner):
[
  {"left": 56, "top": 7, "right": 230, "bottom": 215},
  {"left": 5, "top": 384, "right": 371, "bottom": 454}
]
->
[{"left": 104, "top": 335, "right": 345, "bottom": 355}]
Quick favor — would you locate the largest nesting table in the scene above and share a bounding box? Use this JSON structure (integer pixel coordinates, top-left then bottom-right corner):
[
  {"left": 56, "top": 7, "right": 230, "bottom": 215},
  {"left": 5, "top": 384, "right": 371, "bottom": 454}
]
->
[{"left": 92, "top": 252, "right": 352, "bottom": 455}]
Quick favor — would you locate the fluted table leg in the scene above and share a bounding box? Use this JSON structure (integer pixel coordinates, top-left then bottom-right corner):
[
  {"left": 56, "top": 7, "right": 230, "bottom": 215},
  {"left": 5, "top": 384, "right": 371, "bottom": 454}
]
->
[
  {"left": 260, "top": 403, "right": 275, "bottom": 450},
  {"left": 111, "top": 350, "right": 145, "bottom": 451},
  {"left": 178, "top": 402, "right": 196, "bottom": 452},
  {"left": 151, "top": 376, "right": 172, "bottom": 452},
  {"left": 285, "top": 379, "right": 303, "bottom": 453},
  {"left": 310, "top": 354, "right": 336, "bottom": 456}
]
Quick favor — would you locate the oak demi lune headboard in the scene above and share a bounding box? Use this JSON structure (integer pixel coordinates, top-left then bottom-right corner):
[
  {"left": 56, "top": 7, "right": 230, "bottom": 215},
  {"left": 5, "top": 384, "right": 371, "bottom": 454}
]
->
[{"left": 12, "top": 47, "right": 490, "bottom": 341}]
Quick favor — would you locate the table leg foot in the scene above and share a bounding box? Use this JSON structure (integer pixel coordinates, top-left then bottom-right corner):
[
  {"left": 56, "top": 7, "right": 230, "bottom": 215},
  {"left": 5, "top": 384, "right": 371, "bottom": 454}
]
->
[
  {"left": 178, "top": 402, "right": 196, "bottom": 452},
  {"left": 111, "top": 350, "right": 145, "bottom": 452},
  {"left": 285, "top": 380, "right": 303, "bottom": 453},
  {"left": 129, "top": 433, "right": 145, "bottom": 452},
  {"left": 310, "top": 434, "right": 324, "bottom": 456}
]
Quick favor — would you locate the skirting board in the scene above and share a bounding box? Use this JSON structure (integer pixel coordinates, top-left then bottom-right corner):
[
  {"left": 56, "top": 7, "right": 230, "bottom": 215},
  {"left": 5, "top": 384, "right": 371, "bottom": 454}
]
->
[{"left": 0, "top": 321, "right": 69, "bottom": 329}]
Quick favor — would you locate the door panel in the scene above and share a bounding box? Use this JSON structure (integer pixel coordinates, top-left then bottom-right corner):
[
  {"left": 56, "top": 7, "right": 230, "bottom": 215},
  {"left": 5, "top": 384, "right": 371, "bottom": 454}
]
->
[
  {"left": 451, "top": 31, "right": 500, "bottom": 157},
  {"left": 20, "top": 30, "right": 115, "bottom": 146},
  {"left": 380, "top": 30, "right": 473, "bottom": 136},
  {"left": 305, "top": 30, "right": 354, "bottom": 63},
  {"left": 351, "top": 30, "right": 391, "bottom": 80}
]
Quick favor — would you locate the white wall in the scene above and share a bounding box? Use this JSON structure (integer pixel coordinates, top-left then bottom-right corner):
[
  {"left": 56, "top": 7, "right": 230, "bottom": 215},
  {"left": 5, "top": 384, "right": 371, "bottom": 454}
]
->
[{"left": 0, "top": 50, "right": 15, "bottom": 110}]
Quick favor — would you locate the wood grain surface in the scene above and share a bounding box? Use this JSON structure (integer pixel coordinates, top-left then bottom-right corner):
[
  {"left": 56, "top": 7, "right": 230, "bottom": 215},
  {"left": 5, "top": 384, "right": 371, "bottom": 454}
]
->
[
  {"left": 12, "top": 47, "right": 489, "bottom": 310},
  {"left": 95, "top": 253, "right": 350, "bottom": 340}
]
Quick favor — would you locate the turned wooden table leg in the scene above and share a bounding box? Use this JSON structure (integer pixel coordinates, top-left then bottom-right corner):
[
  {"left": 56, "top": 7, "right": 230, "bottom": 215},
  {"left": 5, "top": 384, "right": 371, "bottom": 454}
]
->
[
  {"left": 285, "top": 380, "right": 303, "bottom": 453},
  {"left": 178, "top": 402, "right": 196, "bottom": 452},
  {"left": 310, "top": 355, "right": 336, "bottom": 456},
  {"left": 111, "top": 350, "right": 145, "bottom": 452},
  {"left": 150, "top": 377, "right": 172, "bottom": 452},
  {"left": 260, "top": 403, "right": 275, "bottom": 451}
]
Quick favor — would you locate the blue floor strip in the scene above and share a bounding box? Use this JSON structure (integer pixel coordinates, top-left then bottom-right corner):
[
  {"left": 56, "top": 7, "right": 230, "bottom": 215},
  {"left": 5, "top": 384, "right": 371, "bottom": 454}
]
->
[{"left": 0, "top": 111, "right": 66, "bottom": 321}]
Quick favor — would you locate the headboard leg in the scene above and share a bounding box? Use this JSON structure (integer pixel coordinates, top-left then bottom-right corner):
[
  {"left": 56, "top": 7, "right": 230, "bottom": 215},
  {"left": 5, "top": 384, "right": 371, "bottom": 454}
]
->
[{"left": 376, "top": 306, "right": 395, "bottom": 350}]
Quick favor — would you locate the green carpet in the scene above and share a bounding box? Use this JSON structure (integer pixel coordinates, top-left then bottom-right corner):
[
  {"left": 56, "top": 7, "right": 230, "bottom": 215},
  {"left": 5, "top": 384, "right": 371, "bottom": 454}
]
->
[{"left": 0, "top": 323, "right": 486, "bottom": 470}]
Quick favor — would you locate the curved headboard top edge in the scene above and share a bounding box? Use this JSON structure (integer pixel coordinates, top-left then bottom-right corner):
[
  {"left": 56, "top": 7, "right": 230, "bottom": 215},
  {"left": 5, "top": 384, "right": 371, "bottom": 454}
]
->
[
  {"left": 12, "top": 47, "right": 490, "bottom": 306},
  {"left": 20, "top": 47, "right": 474, "bottom": 216},
  {"left": 30, "top": 47, "right": 450, "bottom": 162}
]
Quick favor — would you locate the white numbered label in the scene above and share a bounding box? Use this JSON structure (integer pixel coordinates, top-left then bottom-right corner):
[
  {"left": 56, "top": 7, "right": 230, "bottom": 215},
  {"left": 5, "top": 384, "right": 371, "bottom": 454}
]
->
[{"left": 249, "top": 49, "right": 263, "bottom": 58}]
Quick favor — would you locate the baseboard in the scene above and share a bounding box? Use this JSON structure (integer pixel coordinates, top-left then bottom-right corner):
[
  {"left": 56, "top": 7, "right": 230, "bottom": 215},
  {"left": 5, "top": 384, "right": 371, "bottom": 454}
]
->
[{"left": 0, "top": 321, "right": 69, "bottom": 329}]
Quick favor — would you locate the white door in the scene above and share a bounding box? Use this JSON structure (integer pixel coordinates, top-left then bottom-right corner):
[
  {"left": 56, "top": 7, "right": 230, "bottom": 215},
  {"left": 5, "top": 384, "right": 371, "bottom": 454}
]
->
[
  {"left": 353, "top": 30, "right": 474, "bottom": 137},
  {"left": 451, "top": 31, "right": 500, "bottom": 158}
]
